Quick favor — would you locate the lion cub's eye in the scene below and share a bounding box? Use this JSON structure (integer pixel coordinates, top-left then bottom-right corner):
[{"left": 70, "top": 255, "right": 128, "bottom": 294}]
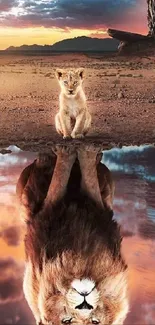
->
[
  {"left": 92, "top": 319, "right": 100, "bottom": 324},
  {"left": 64, "top": 81, "right": 68, "bottom": 85},
  {"left": 43, "top": 318, "right": 52, "bottom": 325},
  {"left": 62, "top": 318, "right": 72, "bottom": 324},
  {"left": 73, "top": 81, "right": 78, "bottom": 86}
]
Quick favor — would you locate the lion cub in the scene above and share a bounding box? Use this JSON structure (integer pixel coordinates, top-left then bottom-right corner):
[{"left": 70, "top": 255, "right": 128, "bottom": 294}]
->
[{"left": 55, "top": 68, "right": 91, "bottom": 139}]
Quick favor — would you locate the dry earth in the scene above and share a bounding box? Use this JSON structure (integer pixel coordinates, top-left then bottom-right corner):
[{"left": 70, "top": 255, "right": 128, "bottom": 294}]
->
[{"left": 0, "top": 53, "right": 155, "bottom": 152}]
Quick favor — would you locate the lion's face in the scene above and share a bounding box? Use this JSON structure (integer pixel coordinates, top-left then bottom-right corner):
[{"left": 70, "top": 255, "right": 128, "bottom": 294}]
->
[
  {"left": 38, "top": 274, "right": 129, "bottom": 325},
  {"left": 56, "top": 68, "right": 84, "bottom": 97}
]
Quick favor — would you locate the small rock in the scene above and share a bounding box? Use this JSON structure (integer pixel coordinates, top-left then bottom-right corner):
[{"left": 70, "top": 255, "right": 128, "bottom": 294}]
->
[
  {"left": 45, "top": 73, "right": 51, "bottom": 77},
  {"left": 0, "top": 149, "right": 12, "bottom": 155},
  {"left": 112, "top": 79, "right": 120, "bottom": 85},
  {"left": 118, "top": 91, "right": 124, "bottom": 99},
  {"left": 148, "top": 99, "right": 155, "bottom": 103}
]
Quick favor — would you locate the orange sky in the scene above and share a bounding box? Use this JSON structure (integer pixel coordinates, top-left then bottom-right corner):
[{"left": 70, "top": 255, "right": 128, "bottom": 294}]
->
[
  {"left": 0, "top": 27, "right": 108, "bottom": 50},
  {"left": 0, "top": 24, "right": 148, "bottom": 50}
]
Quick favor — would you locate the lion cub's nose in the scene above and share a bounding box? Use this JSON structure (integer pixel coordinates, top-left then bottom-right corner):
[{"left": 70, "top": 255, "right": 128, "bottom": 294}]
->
[{"left": 69, "top": 90, "right": 73, "bottom": 94}]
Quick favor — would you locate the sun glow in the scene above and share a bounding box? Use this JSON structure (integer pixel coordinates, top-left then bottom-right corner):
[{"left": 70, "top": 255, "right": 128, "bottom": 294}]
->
[
  {"left": 0, "top": 27, "right": 107, "bottom": 50},
  {"left": 10, "top": 6, "right": 25, "bottom": 17}
]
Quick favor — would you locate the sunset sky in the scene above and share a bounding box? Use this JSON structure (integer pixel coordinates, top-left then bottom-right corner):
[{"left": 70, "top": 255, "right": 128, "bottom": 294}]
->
[{"left": 0, "top": 0, "right": 148, "bottom": 50}]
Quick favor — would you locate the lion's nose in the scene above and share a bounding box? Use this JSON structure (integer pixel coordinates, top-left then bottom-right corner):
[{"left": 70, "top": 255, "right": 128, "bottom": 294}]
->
[
  {"left": 80, "top": 291, "right": 89, "bottom": 297},
  {"left": 69, "top": 90, "right": 73, "bottom": 94},
  {"left": 75, "top": 300, "right": 93, "bottom": 310}
]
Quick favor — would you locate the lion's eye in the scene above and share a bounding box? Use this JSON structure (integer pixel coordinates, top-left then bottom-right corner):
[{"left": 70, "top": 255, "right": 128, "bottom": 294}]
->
[
  {"left": 62, "top": 318, "right": 72, "bottom": 324},
  {"left": 92, "top": 319, "right": 100, "bottom": 324},
  {"left": 74, "top": 81, "right": 78, "bottom": 85},
  {"left": 64, "top": 81, "right": 68, "bottom": 85}
]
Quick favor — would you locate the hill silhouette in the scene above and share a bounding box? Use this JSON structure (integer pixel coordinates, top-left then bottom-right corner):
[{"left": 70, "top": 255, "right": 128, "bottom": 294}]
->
[{"left": 5, "top": 36, "right": 119, "bottom": 53}]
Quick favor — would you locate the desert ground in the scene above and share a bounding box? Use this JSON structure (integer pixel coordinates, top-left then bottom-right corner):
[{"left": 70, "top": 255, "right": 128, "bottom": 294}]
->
[{"left": 0, "top": 53, "right": 155, "bottom": 152}]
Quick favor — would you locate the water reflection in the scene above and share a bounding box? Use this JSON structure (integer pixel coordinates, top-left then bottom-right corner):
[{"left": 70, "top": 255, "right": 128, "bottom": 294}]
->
[
  {"left": 0, "top": 145, "right": 155, "bottom": 324},
  {"left": 103, "top": 146, "right": 155, "bottom": 235},
  {"left": 16, "top": 145, "right": 128, "bottom": 325},
  {"left": 104, "top": 145, "right": 155, "bottom": 325}
]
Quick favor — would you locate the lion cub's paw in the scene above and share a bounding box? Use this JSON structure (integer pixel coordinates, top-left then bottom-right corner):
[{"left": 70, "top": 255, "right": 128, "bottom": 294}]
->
[
  {"left": 52, "top": 145, "right": 76, "bottom": 158},
  {"left": 71, "top": 132, "right": 84, "bottom": 139},
  {"left": 63, "top": 135, "right": 72, "bottom": 140},
  {"left": 80, "top": 144, "right": 102, "bottom": 152},
  {"left": 77, "top": 144, "right": 102, "bottom": 163}
]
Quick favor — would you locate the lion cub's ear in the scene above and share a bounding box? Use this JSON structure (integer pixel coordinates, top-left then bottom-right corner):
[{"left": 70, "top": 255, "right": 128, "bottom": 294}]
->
[
  {"left": 55, "top": 69, "right": 63, "bottom": 80},
  {"left": 76, "top": 68, "right": 85, "bottom": 79}
]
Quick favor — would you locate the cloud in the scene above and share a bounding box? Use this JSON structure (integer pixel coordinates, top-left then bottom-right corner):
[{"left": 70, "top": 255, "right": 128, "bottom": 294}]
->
[
  {"left": 126, "top": 303, "right": 155, "bottom": 325},
  {"left": 0, "top": 225, "right": 21, "bottom": 246},
  {"left": 89, "top": 31, "right": 107, "bottom": 39},
  {"left": 0, "top": 299, "right": 34, "bottom": 324},
  {"left": 0, "top": 257, "right": 24, "bottom": 304},
  {"left": 139, "top": 220, "right": 155, "bottom": 240},
  {"left": 0, "top": 0, "right": 17, "bottom": 12},
  {"left": 0, "top": 202, "right": 24, "bottom": 247},
  {"left": 103, "top": 145, "right": 155, "bottom": 182},
  {"left": 0, "top": 276, "right": 23, "bottom": 304},
  {"left": 121, "top": 229, "right": 134, "bottom": 237},
  {"left": 0, "top": 0, "right": 147, "bottom": 31}
]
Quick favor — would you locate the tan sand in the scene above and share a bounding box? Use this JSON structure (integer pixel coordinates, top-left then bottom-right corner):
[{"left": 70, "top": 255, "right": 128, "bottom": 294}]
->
[{"left": 0, "top": 53, "right": 155, "bottom": 151}]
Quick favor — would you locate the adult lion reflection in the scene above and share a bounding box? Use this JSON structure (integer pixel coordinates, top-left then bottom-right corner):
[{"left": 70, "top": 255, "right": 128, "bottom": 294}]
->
[{"left": 16, "top": 145, "right": 129, "bottom": 325}]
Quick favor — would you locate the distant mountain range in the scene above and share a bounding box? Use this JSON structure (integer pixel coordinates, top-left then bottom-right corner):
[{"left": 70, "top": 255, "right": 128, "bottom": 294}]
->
[{"left": 5, "top": 36, "right": 119, "bottom": 53}]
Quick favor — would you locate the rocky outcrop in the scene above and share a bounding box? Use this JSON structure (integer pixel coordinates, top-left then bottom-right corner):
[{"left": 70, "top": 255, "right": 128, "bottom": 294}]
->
[{"left": 108, "top": 0, "right": 155, "bottom": 54}]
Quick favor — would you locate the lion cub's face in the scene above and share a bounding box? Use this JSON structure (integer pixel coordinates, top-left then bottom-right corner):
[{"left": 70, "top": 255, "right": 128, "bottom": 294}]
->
[
  {"left": 38, "top": 275, "right": 129, "bottom": 325},
  {"left": 56, "top": 68, "right": 85, "bottom": 97}
]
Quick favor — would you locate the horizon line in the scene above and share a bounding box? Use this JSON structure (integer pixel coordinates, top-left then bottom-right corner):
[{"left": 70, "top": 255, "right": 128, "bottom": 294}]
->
[{"left": 0, "top": 34, "right": 114, "bottom": 51}]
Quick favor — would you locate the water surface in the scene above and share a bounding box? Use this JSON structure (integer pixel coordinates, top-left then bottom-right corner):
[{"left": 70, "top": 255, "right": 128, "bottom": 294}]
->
[{"left": 0, "top": 145, "right": 155, "bottom": 324}]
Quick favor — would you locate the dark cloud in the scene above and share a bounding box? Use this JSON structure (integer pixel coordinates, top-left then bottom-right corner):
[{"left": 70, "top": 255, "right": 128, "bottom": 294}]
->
[
  {"left": 0, "top": 225, "right": 21, "bottom": 246},
  {"left": 104, "top": 146, "right": 155, "bottom": 182},
  {"left": 0, "top": 0, "right": 17, "bottom": 11},
  {"left": 0, "top": 299, "right": 34, "bottom": 324},
  {"left": 0, "top": 276, "right": 23, "bottom": 303},
  {"left": 126, "top": 302, "right": 155, "bottom": 325},
  {"left": 0, "top": 202, "right": 23, "bottom": 247},
  {"left": 121, "top": 229, "right": 134, "bottom": 237},
  {"left": 139, "top": 220, "right": 155, "bottom": 240},
  {"left": 0, "top": 258, "right": 24, "bottom": 304},
  {"left": 0, "top": 0, "right": 146, "bottom": 30}
]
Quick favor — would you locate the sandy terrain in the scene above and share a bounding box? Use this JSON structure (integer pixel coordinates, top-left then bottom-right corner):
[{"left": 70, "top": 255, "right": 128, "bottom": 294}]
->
[{"left": 0, "top": 53, "right": 155, "bottom": 152}]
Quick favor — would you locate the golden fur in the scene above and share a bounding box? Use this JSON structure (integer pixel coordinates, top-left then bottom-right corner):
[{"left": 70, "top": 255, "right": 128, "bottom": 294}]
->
[
  {"left": 55, "top": 69, "right": 92, "bottom": 139},
  {"left": 17, "top": 147, "right": 129, "bottom": 325}
]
